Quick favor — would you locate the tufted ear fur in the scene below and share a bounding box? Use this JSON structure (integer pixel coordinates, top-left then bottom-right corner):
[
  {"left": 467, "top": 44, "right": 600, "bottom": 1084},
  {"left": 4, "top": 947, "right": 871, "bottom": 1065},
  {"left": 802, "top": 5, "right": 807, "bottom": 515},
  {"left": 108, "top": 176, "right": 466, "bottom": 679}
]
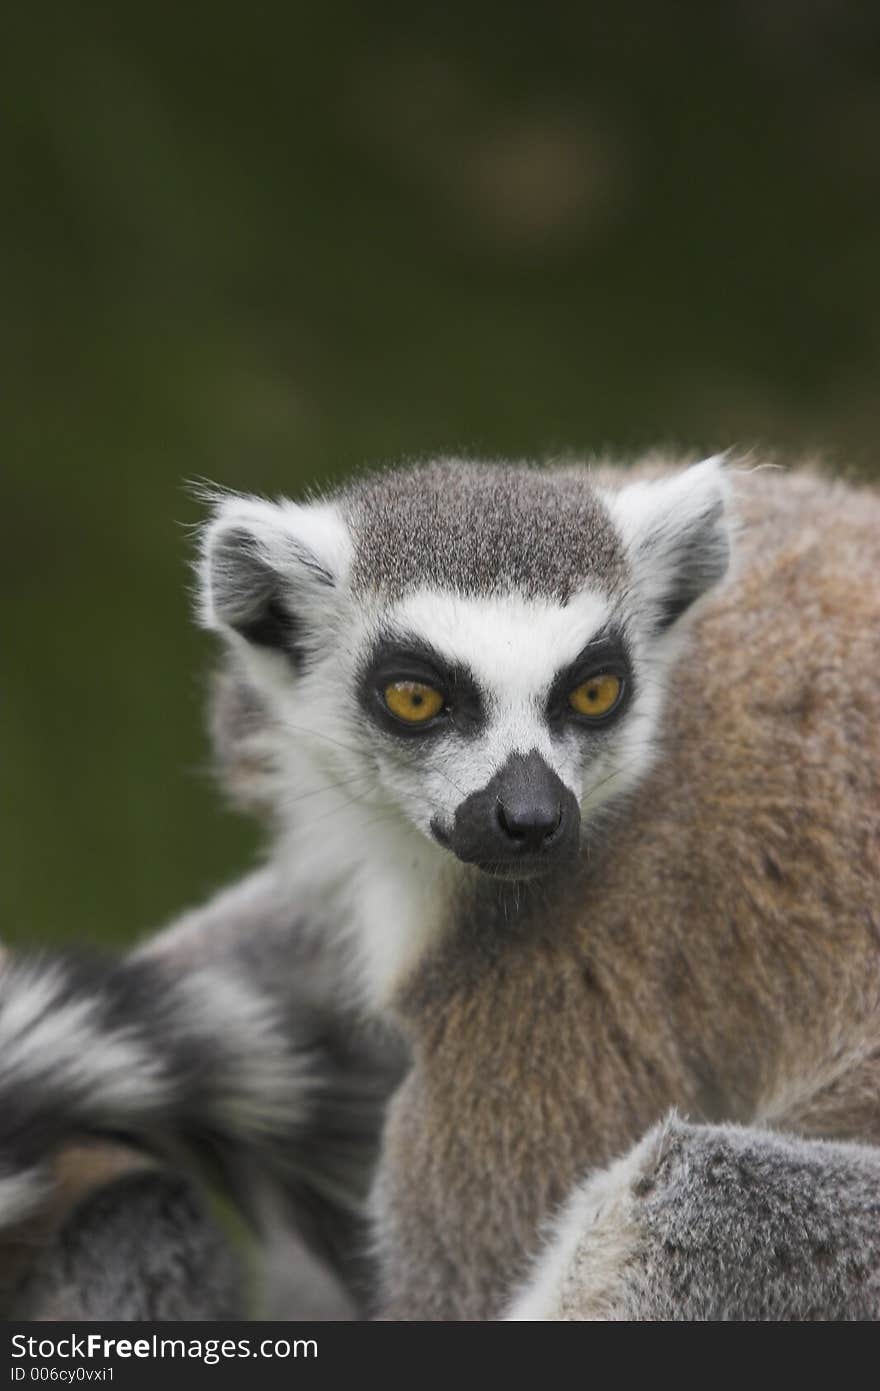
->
[
  {"left": 197, "top": 494, "right": 351, "bottom": 664},
  {"left": 602, "top": 457, "right": 731, "bottom": 633}
]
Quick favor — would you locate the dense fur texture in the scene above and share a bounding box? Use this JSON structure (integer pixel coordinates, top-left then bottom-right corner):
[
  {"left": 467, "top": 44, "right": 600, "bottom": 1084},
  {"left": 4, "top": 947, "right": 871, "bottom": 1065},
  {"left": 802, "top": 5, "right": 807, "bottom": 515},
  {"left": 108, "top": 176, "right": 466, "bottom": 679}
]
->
[
  {"left": 344, "top": 462, "right": 626, "bottom": 600},
  {"left": 0, "top": 870, "right": 403, "bottom": 1319},
  {"left": 3, "top": 456, "right": 878, "bottom": 1320},
  {"left": 507, "top": 1117, "right": 880, "bottom": 1320},
  {"left": 10, "top": 1168, "right": 243, "bottom": 1320}
]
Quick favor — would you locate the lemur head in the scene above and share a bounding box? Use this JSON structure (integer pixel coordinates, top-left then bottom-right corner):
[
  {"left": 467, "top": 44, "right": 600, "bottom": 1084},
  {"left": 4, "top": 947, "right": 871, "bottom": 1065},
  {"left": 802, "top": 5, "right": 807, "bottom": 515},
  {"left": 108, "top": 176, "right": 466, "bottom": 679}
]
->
[{"left": 199, "top": 459, "right": 730, "bottom": 883}]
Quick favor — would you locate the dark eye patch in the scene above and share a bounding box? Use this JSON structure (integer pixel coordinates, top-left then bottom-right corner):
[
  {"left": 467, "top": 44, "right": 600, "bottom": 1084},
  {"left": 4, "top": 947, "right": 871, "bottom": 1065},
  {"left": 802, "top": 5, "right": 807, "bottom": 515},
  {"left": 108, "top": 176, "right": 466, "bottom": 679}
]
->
[
  {"left": 358, "top": 633, "right": 484, "bottom": 737},
  {"left": 545, "top": 626, "right": 634, "bottom": 728}
]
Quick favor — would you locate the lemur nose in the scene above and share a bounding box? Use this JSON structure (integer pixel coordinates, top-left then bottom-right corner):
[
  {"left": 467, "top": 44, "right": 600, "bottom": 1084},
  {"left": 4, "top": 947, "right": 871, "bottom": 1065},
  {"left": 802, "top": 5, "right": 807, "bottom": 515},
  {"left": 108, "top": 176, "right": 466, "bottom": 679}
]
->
[
  {"left": 496, "top": 798, "right": 563, "bottom": 851},
  {"left": 445, "top": 751, "right": 580, "bottom": 876}
]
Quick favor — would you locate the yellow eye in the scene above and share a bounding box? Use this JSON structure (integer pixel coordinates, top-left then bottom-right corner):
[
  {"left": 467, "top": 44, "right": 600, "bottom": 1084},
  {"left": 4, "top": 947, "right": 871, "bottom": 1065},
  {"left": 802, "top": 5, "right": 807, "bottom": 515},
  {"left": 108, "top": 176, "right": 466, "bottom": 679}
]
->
[
  {"left": 568, "top": 673, "right": 622, "bottom": 719},
  {"left": 383, "top": 681, "right": 445, "bottom": 724}
]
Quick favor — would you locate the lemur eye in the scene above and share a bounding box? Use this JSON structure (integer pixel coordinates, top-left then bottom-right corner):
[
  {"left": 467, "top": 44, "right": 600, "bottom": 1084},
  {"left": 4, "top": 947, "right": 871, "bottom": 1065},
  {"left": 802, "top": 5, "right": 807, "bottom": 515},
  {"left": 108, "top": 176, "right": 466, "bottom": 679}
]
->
[
  {"left": 568, "top": 673, "right": 622, "bottom": 719},
  {"left": 383, "top": 681, "right": 445, "bottom": 724}
]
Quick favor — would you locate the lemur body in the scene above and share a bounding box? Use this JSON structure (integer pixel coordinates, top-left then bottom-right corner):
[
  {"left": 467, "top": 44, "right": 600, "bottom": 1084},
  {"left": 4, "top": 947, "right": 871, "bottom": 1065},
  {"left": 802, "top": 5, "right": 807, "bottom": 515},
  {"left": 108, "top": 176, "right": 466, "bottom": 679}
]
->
[
  {"left": 375, "top": 467, "right": 873, "bottom": 1313},
  {"left": 204, "top": 456, "right": 880, "bottom": 1318},
  {"left": 373, "top": 467, "right": 880, "bottom": 1316},
  {"left": 2, "top": 456, "right": 879, "bottom": 1318}
]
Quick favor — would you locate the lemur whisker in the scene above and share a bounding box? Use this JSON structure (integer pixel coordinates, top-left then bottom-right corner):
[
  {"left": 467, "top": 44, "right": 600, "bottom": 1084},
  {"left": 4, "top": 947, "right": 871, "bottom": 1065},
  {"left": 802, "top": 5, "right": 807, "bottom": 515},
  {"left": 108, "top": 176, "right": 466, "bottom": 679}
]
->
[
  {"left": 275, "top": 771, "right": 378, "bottom": 812},
  {"left": 298, "top": 789, "right": 389, "bottom": 832},
  {"left": 277, "top": 720, "right": 377, "bottom": 761},
  {"left": 352, "top": 808, "right": 412, "bottom": 838},
  {"left": 277, "top": 719, "right": 467, "bottom": 799}
]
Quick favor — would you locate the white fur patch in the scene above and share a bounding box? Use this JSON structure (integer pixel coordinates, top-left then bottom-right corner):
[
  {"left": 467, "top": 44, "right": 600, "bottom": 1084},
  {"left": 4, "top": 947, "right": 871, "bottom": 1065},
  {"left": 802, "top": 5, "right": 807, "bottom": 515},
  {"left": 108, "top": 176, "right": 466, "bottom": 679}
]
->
[
  {"left": 389, "top": 588, "right": 612, "bottom": 716},
  {"left": 601, "top": 455, "right": 728, "bottom": 558},
  {"left": 172, "top": 970, "right": 313, "bottom": 1132},
  {"left": 0, "top": 1167, "right": 48, "bottom": 1228},
  {"left": 600, "top": 456, "right": 730, "bottom": 632},
  {"left": 198, "top": 492, "right": 352, "bottom": 634},
  {"left": 0, "top": 963, "right": 168, "bottom": 1113},
  {"left": 380, "top": 587, "right": 616, "bottom": 814},
  {"left": 346, "top": 821, "right": 460, "bottom": 1006}
]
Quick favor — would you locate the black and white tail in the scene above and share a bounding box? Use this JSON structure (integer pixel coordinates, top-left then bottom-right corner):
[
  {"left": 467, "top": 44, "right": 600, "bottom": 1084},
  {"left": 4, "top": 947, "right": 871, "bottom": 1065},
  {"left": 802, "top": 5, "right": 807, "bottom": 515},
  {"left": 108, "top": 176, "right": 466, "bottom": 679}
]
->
[{"left": 0, "top": 949, "right": 314, "bottom": 1232}]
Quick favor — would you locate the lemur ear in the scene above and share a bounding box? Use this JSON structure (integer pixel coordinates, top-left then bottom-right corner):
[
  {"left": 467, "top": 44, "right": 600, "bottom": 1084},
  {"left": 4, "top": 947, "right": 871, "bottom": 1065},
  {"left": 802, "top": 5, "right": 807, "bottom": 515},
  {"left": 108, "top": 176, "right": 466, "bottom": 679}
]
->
[
  {"left": 603, "top": 457, "right": 731, "bottom": 633},
  {"left": 198, "top": 494, "right": 351, "bottom": 661}
]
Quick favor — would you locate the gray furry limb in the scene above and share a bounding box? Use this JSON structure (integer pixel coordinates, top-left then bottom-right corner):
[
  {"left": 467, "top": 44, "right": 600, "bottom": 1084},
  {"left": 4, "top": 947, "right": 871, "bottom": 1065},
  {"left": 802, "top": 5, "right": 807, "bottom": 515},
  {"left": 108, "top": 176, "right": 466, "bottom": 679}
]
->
[
  {"left": 508, "top": 1117, "right": 880, "bottom": 1320},
  {"left": 10, "top": 1169, "right": 243, "bottom": 1321}
]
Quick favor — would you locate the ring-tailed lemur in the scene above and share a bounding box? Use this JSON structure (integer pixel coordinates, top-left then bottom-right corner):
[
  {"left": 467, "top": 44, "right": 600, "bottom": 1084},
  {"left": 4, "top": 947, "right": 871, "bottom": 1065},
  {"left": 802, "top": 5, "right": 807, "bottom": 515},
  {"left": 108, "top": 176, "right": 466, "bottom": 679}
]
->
[{"left": 2, "top": 456, "right": 879, "bottom": 1319}]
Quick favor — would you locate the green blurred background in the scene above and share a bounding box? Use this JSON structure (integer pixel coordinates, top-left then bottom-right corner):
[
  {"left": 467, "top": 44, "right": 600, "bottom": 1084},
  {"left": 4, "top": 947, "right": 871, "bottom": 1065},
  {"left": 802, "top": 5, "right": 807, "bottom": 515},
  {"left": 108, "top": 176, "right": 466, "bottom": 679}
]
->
[{"left": 3, "top": 3, "right": 879, "bottom": 949}]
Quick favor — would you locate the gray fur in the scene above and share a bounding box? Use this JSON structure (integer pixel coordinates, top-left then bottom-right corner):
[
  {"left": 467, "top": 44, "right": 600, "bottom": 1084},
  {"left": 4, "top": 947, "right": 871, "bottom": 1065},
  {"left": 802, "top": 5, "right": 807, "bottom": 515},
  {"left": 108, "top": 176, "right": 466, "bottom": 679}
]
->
[
  {"left": 341, "top": 460, "right": 625, "bottom": 600},
  {"left": 11, "top": 1168, "right": 243, "bottom": 1318},
  {"left": 511, "top": 1118, "right": 880, "bottom": 1320},
  {"left": 12, "top": 1170, "right": 242, "bottom": 1320},
  {"left": 140, "top": 869, "right": 407, "bottom": 1316}
]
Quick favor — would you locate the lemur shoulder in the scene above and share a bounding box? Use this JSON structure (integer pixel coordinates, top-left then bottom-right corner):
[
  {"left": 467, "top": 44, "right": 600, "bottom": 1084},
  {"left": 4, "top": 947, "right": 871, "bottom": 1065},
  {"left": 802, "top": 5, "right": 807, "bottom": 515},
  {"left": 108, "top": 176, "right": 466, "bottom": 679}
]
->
[{"left": 2, "top": 456, "right": 879, "bottom": 1319}]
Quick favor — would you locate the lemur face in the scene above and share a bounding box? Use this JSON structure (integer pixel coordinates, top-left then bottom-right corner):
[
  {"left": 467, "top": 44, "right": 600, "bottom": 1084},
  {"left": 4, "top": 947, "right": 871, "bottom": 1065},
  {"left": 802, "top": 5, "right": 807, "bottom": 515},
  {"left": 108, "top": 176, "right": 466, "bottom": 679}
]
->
[
  {"left": 354, "top": 589, "right": 632, "bottom": 878},
  {"left": 199, "top": 459, "right": 729, "bottom": 883}
]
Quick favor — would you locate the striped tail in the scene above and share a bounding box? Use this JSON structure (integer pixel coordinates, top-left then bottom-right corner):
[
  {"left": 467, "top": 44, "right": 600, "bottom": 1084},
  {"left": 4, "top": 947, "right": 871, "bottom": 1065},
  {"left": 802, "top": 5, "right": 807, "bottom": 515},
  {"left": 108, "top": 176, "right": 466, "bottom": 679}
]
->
[{"left": 0, "top": 950, "right": 314, "bottom": 1231}]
